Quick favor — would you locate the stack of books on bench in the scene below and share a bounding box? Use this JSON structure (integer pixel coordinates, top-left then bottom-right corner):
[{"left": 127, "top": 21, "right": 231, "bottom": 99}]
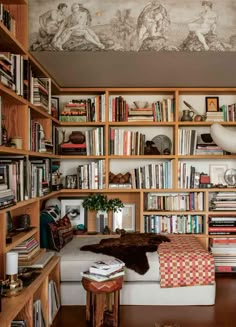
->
[{"left": 81, "top": 258, "right": 125, "bottom": 282}]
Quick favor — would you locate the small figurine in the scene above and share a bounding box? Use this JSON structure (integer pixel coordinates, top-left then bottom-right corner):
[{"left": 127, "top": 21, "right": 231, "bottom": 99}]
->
[{"left": 144, "top": 141, "right": 160, "bottom": 155}]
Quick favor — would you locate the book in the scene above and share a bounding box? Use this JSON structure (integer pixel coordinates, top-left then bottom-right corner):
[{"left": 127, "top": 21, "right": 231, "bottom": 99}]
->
[
  {"left": 89, "top": 258, "right": 125, "bottom": 276},
  {"left": 81, "top": 269, "right": 125, "bottom": 282}
]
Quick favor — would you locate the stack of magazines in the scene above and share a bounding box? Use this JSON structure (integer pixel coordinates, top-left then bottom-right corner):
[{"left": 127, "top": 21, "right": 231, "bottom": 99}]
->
[{"left": 81, "top": 258, "right": 125, "bottom": 282}]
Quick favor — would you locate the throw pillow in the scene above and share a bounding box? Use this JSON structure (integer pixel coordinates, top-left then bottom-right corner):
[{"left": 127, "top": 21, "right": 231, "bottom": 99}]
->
[
  {"left": 40, "top": 205, "right": 60, "bottom": 249},
  {"left": 48, "top": 215, "right": 73, "bottom": 251}
]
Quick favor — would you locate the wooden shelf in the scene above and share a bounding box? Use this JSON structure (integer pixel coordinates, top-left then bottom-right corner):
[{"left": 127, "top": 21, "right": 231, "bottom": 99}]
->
[
  {"left": 0, "top": 256, "right": 60, "bottom": 327},
  {"left": 2, "top": 0, "right": 27, "bottom": 3},
  {"left": 6, "top": 227, "right": 38, "bottom": 252},
  {"left": 0, "top": 22, "right": 26, "bottom": 54},
  {"left": 0, "top": 84, "right": 28, "bottom": 105}
]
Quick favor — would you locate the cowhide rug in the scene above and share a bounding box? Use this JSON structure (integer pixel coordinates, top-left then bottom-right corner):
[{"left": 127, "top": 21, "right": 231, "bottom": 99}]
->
[{"left": 80, "top": 233, "right": 170, "bottom": 275}]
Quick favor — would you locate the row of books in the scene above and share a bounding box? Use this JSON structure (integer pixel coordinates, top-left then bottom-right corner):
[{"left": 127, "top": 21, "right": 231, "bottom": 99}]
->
[
  {"left": 144, "top": 214, "right": 204, "bottom": 234},
  {"left": 59, "top": 95, "right": 105, "bottom": 122},
  {"left": 0, "top": 4, "right": 16, "bottom": 35},
  {"left": 77, "top": 159, "right": 105, "bottom": 189},
  {"left": 129, "top": 161, "right": 173, "bottom": 189},
  {"left": 0, "top": 156, "right": 53, "bottom": 202},
  {"left": 30, "top": 119, "right": 53, "bottom": 154},
  {"left": 178, "top": 129, "right": 224, "bottom": 156},
  {"left": 178, "top": 162, "right": 204, "bottom": 189},
  {"left": 109, "top": 128, "right": 147, "bottom": 156},
  {"left": 0, "top": 53, "right": 24, "bottom": 96},
  {"left": 144, "top": 192, "right": 204, "bottom": 211},
  {"left": 81, "top": 258, "right": 125, "bottom": 282},
  {"left": 48, "top": 280, "right": 60, "bottom": 325},
  {"left": 31, "top": 77, "right": 51, "bottom": 113},
  {"left": 108, "top": 96, "right": 174, "bottom": 122}
]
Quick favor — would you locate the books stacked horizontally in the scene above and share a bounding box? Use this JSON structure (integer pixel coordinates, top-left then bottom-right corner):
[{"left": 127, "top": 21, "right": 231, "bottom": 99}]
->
[
  {"left": 81, "top": 258, "right": 125, "bottom": 282},
  {"left": 210, "top": 237, "right": 236, "bottom": 273},
  {"left": 12, "top": 236, "right": 41, "bottom": 265},
  {"left": 210, "top": 192, "right": 236, "bottom": 211}
]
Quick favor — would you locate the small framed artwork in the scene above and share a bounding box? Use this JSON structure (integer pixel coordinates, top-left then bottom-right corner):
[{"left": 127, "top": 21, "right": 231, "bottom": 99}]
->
[
  {"left": 205, "top": 97, "right": 219, "bottom": 112},
  {"left": 209, "top": 164, "right": 228, "bottom": 186},
  {"left": 113, "top": 203, "right": 135, "bottom": 232},
  {"left": 51, "top": 97, "right": 59, "bottom": 119},
  {"left": 60, "top": 197, "right": 87, "bottom": 229}
]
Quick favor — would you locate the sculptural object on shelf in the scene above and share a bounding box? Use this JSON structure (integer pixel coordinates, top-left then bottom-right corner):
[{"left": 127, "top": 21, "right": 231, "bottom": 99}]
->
[
  {"left": 144, "top": 141, "right": 160, "bottom": 155},
  {"left": 210, "top": 123, "right": 236, "bottom": 153}
]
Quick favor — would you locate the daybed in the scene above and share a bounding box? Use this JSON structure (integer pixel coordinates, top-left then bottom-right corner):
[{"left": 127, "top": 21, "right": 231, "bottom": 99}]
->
[{"left": 57, "top": 235, "right": 216, "bottom": 306}]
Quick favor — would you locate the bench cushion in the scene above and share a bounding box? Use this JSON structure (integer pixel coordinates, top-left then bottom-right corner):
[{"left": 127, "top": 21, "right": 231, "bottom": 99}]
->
[{"left": 58, "top": 237, "right": 160, "bottom": 282}]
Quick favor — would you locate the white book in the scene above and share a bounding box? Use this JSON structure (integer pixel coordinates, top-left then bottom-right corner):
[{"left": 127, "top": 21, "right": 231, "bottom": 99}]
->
[{"left": 89, "top": 258, "right": 125, "bottom": 276}]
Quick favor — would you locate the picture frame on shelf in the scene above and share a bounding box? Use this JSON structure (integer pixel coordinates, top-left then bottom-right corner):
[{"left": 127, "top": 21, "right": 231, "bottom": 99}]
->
[
  {"left": 209, "top": 164, "right": 228, "bottom": 186},
  {"left": 113, "top": 203, "right": 135, "bottom": 232},
  {"left": 51, "top": 97, "right": 59, "bottom": 119},
  {"left": 205, "top": 97, "right": 219, "bottom": 112},
  {"left": 60, "top": 198, "right": 87, "bottom": 229}
]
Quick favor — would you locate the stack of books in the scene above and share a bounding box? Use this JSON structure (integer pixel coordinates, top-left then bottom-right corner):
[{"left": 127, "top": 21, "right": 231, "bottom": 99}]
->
[
  {"left": 12, "top": 236, "right": 41, "bottom": 264},
  {"left": 81, "top": 258, "right": 125, "bottom": 282}
]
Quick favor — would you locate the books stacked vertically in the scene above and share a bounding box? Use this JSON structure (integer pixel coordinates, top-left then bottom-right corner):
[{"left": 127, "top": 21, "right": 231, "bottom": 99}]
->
[
  {"left": 77, "top": 159, "right": 105, "bottom": 189},
  {"left": 210, "top": 192, "right": 236, "bottom": 211},
  {"left": 0, "top": 4, "right": 16, "bottom": 35},
  {"left": 0, "top": 53, "right": 14, "bottom": 90},
  {"left": 178, "top": 129, "right": 197, "bottom": 155},
  {"left": 34, "top": 299, "right": 46, "bottom": 327},
  {"left": 144, "top": 214, "right": 204, "bottom": 234},
  {"left": 81, "top": 258, "right": 125, "bottom": 282},
  {"left": 31, "top": 77, "right": 51, "bottom": 113},
  {"left": 48, "top": 280, "right": 60, "bottom": 324}
]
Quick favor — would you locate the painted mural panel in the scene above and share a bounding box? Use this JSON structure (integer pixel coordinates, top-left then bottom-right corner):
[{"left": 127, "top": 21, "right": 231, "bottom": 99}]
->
[{"left": 29, "top": 0, "right": 236, "bottom": 51}]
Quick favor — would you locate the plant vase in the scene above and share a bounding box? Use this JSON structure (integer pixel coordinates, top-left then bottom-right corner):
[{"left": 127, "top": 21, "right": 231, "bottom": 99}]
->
[{"left": 96, "top": 210, "right": 108, "bottom": 233}]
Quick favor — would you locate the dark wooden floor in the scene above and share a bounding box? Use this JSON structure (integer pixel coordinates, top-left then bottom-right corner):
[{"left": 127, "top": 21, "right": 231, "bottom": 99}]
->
[{"left": 53, "top": 275, "right": 236, "bottom": 327}]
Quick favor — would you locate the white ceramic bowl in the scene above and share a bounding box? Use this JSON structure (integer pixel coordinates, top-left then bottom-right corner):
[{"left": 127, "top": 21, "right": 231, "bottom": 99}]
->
[{"left": 133, "top": 101, "right": 148, "bottom": 108}]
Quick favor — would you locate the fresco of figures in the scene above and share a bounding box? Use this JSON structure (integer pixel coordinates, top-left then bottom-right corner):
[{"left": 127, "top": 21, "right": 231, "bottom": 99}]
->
[{"left": 29, "top": 0, "right": 236, "bottom": 52}]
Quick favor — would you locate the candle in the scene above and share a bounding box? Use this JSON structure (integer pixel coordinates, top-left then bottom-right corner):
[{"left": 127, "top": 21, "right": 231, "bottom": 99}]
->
[{"left": 6, "top": 252, "right": 18, "bottom": 275}]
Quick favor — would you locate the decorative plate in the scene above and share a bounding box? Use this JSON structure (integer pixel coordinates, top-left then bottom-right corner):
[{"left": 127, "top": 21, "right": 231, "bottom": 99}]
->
[
  {"left": 224, "top": 168, "right": 236, "bottom": 186},
  {"left": 152, "top": 135, "right": 172, "bottom": 155}
]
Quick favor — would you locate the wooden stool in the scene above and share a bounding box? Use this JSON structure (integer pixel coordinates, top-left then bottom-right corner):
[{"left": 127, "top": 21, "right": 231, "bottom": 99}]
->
[{"left": 82, "top": 276, "right": 124, "bottom": 327}]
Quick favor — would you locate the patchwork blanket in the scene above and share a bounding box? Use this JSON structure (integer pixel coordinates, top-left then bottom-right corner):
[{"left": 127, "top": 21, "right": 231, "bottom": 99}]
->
[{"left": 158, "top": 235, "right": 215, "bottom": 288}]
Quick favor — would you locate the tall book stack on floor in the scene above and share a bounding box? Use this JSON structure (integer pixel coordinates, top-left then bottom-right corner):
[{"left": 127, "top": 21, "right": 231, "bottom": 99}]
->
[
  {"left": 81, "top": 258, "right": 125, "bottom": 282},
  {"left": 209, "top": 215, "right": 236, "bottom": 272}
]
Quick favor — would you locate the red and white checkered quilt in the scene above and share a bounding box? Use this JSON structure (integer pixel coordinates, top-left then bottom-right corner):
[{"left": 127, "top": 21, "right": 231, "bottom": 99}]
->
[{"left": 158, "top": 235, "right": 215, "bottom": 288}]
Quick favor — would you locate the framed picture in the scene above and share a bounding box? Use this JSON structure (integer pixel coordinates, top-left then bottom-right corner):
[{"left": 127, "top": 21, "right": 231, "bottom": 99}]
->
[
  {"left": 60, "top": 198, "right": 87, "bottom": 229},
  {"left": 209, "top": 164, "right": 228, "bottom": 186},
  {"left": 113, "top": 203, "right": 135, "bottom": 232},
  {"left": 51, "top": 97, "right": 59, "bottom": 119},
  {"left": 205, "top": 97, "right": 219, "bottom": 112}
]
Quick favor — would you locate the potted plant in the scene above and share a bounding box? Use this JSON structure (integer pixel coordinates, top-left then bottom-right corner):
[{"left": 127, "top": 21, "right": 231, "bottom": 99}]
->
[{"left": 82, "top": 194, "right": 124, "bottom": 233}]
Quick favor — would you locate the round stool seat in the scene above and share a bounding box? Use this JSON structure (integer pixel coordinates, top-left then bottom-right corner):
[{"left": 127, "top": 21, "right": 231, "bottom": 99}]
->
[{"left": 82, "top": 276, "right": 123, "bottom": 294}]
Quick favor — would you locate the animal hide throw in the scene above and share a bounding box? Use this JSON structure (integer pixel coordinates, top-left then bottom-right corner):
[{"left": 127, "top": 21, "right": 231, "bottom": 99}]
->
[{"left": 80, "top": 233, "right": 170, "bottom": 275}]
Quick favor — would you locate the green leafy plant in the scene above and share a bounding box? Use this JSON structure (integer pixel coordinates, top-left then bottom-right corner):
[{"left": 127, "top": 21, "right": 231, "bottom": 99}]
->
[{"left": 82, "top": 194, "right": 124, "bottom": 213}]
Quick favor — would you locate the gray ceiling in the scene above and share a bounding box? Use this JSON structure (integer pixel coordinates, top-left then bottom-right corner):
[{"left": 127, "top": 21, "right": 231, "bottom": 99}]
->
[{"left": 32, "top": 51, "right": 236, "bottom": 88}]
